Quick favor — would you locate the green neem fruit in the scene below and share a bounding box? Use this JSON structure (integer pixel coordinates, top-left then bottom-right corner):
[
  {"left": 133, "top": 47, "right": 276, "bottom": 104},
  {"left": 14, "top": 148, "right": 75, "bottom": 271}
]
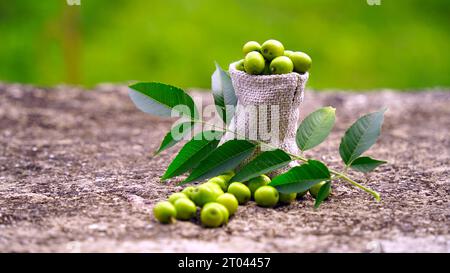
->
[
  {"left": 216, "top": 193, "right": 239, "bottom": 215},
  {"left": 227, "top": 182, "right": 251, "bottom": 204},
  {"left": 297, "top": 190, "right": 308, "bottom": 199},
  {"left": 235, "top": 59, "right": 245, "bottom": 71},
  {"left": 244, "top": 51, "right": 265, "bottom": 75},
  {"left": 309, "top": 181, "right": 331, "bottom": 199},
  {"left": 200, "top": 204, "right": 224, "bottom": 228},
  {"left": 181, "top": 186, "right": 196, "bottom": 199},
  {"left": 270, "top": 56, "right": 294, "bottom": 74},
  {"left": 279, "top": 192, "right": 297, "bottom": 204},
  {"left": 174, "top": 198, "right": 197, "bottom": 220},
  {"left": 203, "top": 182, "right": 224, "bottom": 198},
  {"left": 254, "top": 186, "right": 279, "bottom": 207},
  {"left": 168, "top": 192, "right": 188, "bottom": 204},
  {"left": 247, "top": 175, "right": 271, "bottom": 198},
  {"left": 207, "top": 176, "right": 228, "bottom": 192},
  {"left": 290, "top": 51, "right": 312, "bottom": 73},
  {"left": 242, "top": 41, "right": 261, "bottom": 55},
  {"left": 153, "top": 201, "right": 176, "bottom": 224},
  {"left": 261, "top": 39, "right": 285, "bottom": 61},
  {"left": 204, "top": 202, "right": 229, "bottom": 224},
  {"left": 284, "top": 50, "right": 294, "bottom": 58},
  {"left": 191, "top": 184, "right": 218, "bottom": 207}
]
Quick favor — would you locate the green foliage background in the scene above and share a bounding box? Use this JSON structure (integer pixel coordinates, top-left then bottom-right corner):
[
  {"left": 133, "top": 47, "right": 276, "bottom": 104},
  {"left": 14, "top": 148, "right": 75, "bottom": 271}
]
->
[{"left": 0, "top": 0, "right": 449, "bottom": 90}]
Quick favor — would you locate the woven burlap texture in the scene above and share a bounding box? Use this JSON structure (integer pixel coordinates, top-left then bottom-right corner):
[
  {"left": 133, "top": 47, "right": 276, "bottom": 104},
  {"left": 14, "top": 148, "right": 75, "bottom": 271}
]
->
[{"left": 220, "top": 63, "right": 309, "bottom": 177}]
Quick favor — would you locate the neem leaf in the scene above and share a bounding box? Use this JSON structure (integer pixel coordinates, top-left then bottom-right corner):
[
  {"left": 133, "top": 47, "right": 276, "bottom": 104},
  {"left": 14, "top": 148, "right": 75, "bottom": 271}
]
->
[
  {"left": 314, "top": 181, "right": 331, "bottom": 209},
  {"left": 182, "top": 140, "right": 256, "bottom": 184},
  {"left": 230, "top": 149, "right": 292, "bottom": 183},
  {"left": 129, "top": 82, "right": 199, "bottom": 119},
  {"left": 161, "top": 130, "right": 223, "bottom": 180},
  {"left": 155, "top": 122, "right": 194, "bottom": 155},
  {"left": 296, "top": 107, "right": 336, "bottom": 151},
  {"left": 339, "top": 108, "right": 386, "bottom": 165},
  {"left": 349, "top": 156, "right": 387, "bottom": 173},
  {"left": 211, "top": 63, "right": 237, "bottom": 124},
  {"left": 269, "top": 160, "right": 331, "bottom": 194}
]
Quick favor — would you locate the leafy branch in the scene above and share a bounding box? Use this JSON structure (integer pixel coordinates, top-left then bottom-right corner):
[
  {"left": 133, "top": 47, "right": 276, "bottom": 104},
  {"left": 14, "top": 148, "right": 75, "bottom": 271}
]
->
[{"left": 128, "top": 64, "right": 387, "bottom": 208}]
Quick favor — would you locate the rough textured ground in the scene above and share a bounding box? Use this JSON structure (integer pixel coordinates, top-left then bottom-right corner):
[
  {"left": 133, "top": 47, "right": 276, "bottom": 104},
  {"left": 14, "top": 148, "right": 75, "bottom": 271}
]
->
[{"left": 0, "top": 83, "right": 449, "bottom": 253}]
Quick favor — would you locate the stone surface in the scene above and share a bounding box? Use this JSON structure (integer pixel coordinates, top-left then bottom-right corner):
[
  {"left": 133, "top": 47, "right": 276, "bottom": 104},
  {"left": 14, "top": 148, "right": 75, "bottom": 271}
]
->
[{"left": 0, "top": 83, "right": 449, "bottom": 252}]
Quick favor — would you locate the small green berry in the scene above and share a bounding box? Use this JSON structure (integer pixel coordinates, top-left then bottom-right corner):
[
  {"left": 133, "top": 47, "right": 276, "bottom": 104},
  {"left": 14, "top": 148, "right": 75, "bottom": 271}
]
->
[
  {"left": 203, "top": 182, "right": 224, "bottom": 198},
  {"left": 244, "top": 51, "right": 265, "bottom": 75},
  {"left": 216, "top": 193, "right": 239, "bottom": 215},
  {"left": 207, "top": 176, "right": 228, "bottom": 192},
  {"left": 284, "top": 50, "right": 294, "bottom": 58},
  {"left": 254, "top": 186, "right": 279, "bottom": 207},
  {"left": 182, "top": 186, "right": 196, "bottom": 199},
  {"left": 270, "top": 56, "right": 294, "bottom": 74},
  {"left": 235, "top": 59, "right": 245, "bottom": 71},
  {"left": 227, "top": 182, "right": 251, "bottom": 204},
  {"left": 174, "top": 198, "right": 197, "bottom": 220},
  {"left": 153, "top": 201, "right": 176, "bottom": 224},
  {"left": 309, "top": 181, "right": 331, "bottom": 199},
  {"left": 290, "top": 51, "right": 312, "bottom": 73},
  {"left": 168, "top": 192, "right": 188, "bottom": 204},
  {"left": 279, "top": 192, "right": 297, "bottom": 204},
  {"left": 204, "top": 202, "right": 229, "bottom": 224},
  {"left": 247, "top": 175, "right": 271, "bottom": 198},
  {"left": 261, "top": 39, "right": 285, "bottom": 61},
  {"left": 242, "top": 41, "right": 261, "bottom": 55},
  {"left": 191, "top": 184, "right": 218, "bottom": 207},
  {"left": 200, "top": 204, "right": 224, "bottom": 228}
]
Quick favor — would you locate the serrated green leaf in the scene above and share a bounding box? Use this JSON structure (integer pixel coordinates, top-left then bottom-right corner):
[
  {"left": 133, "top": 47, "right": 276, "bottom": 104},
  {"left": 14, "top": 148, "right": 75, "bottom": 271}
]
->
[
  {"left": 339, "top": 109, "right": 386, "bottom": 165},
  {"left": 296, "top": 107, "right": 336, "bottom": 151},
  {"left": 182, "top": 140, "right": 256, "bottom": 184},
  {"left": 314, "top": 181, "right": 331, "bottom": 209},
  {"left": 161, "top": 130, "right": 223, "bottom": 180},
  {"left": 230, "top": 149, "right": 292, "bottom": 183},
  {"left": 211, "top": 63, "right": 237, "bottom": 124},
  {"left": 269, "top": 160, "right": 331, "bottom": 194},
  {"left": 349, "top": 156, "right": 387, "bottom": 173},
  {"left": 155, "top": 122, "right": 194, "bottom": 155},
  {"left": 129, "top": 82, "right": 198, "bottom": 119}
]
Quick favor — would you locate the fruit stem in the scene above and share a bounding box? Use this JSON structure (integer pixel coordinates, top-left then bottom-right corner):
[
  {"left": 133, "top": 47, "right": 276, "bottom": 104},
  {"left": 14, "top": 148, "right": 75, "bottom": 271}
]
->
[{"left": 192, "top": 119, "right": 381, "bottom": 201}]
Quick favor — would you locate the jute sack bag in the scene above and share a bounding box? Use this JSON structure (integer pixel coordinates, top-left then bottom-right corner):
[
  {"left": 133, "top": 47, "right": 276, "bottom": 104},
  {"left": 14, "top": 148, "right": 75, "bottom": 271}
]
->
[{"left": 220, "top": 62, "right": 309, "bottom": 177}]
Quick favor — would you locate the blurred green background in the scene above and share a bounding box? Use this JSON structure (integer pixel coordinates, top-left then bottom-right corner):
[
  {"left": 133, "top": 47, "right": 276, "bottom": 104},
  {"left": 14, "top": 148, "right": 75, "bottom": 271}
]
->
[{"left": 0, "top": 0, "right": 449, "bottom": 90}]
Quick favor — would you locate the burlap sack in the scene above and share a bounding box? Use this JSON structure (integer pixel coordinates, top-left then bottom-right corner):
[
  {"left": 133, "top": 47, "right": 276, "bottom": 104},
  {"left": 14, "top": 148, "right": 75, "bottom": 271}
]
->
[{"left": 220, "top": 62, "right": 309, "bottom": 177}]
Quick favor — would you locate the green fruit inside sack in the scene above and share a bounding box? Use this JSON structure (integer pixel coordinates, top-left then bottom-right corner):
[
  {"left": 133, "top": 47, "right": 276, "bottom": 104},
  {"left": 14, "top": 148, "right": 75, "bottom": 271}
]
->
[{"left": 244, "top": 51, "right": 265, "bottom": 75}]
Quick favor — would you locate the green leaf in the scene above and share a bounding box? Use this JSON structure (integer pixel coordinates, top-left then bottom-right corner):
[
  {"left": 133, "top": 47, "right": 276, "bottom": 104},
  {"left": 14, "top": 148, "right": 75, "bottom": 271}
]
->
[
  {"left": 211, "top": 63, "right": 237, "bottom": 124},
  {"left": 129, "top": 82, "right": 198, "bottom": 119},
  {"left": 349, "top": 156, "right": 387, "bottom": 173},
  {"left": 269, "top": 160, "right": 331, "bottom": 194},
  {"left": 182, "top": 140, "right": 256, "bottom": 184},
  {"left": 155, "top": 122, "right": 193, "bottom": 155},
  {"left": 161, "top": 130, "right": 223, "bottom": 180},
  {"left": 314, "top": 181, "right": 331, "bottom": 209},
  {"left": 339, "top": 108, "right": 386, "bottom": 165},
  {"left": 296, "top": 107, "right": 336, "bottom": 151},
  {"left": 230, "top": 149, "right": 292, "bottom": 183}
]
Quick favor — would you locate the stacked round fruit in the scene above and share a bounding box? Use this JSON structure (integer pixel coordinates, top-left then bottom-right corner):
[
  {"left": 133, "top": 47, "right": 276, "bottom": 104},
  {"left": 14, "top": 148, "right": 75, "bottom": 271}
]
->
[
  {"left": 153, "top": 171, "right": 331, "bottom": 228},
  {"left": 234, "top": 39, "right": 312, "bottom": 75}
]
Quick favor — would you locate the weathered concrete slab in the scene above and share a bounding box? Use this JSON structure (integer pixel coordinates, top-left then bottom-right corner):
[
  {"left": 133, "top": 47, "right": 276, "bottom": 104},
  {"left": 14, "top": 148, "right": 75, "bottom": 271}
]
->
[{"left": 0, "top": 83, "right": 449, "bottom": 252}]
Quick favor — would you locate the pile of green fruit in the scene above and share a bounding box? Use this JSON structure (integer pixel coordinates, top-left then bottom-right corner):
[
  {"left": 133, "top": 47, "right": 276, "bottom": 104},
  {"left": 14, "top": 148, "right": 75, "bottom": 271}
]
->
[
  {"left": 153, "top": 171, "right": 331, "bottom": 228},
  {"left": 234, "top": 39, "right": 312, "bottom": 75}
]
